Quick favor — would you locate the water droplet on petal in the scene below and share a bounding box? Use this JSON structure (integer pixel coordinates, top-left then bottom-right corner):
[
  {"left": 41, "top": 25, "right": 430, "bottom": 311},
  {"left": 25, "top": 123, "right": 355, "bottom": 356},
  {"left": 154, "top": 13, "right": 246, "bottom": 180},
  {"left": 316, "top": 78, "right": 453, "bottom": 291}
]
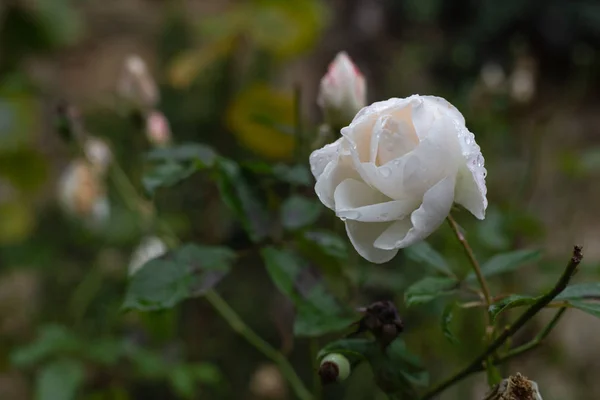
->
[
  {"left": 379, "top": 166, "right": 391, "bottom": 178},
  {"left": 340, "top": 210, "right": 361, "bottom": 220}
]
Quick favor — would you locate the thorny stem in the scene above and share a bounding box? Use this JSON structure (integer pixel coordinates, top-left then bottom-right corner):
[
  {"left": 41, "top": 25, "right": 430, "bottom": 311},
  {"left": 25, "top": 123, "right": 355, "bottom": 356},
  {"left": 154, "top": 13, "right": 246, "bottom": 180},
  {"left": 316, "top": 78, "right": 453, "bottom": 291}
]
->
[
  {"left": 419, "top": 246, "right": 582, "bottom": 400},
  {"left": 58, "top": 105, "right": 313, "bottom": 400},
  {"left": 447, "top": 215, "right": 492, "bottom": 307}
]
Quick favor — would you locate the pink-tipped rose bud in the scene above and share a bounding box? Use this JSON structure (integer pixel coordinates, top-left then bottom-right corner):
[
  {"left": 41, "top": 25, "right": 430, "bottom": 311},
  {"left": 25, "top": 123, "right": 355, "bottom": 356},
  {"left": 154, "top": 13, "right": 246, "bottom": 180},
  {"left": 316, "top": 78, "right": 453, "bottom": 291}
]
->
[
  {"left": 318, "top": 52, "right": 367, "bottom": 129},
  {"left": 146, "top": 111, "right": 172, "bottom": 147}
]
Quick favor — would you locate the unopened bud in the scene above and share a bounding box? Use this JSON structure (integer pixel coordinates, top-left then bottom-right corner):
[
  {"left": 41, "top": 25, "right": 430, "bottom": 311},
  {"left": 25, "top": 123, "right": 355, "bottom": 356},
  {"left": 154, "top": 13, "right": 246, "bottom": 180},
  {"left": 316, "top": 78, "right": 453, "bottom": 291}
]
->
[
  {"left": 128, "top": 236, "right": 168, "bottom": 276},
  {"left": 57, "top": 159, "right": 110, "bottom": 226},
  {"left": 117, "top": 54, "right": 159, "bottom": 109},
  {"left": 318, "top": 52, "right": 366, "bottom": 129},
  {"left": 83, "top": 137, "right": 112, "bottom": 175},
  {"left": 319, "top": 353, "right": 350, "bottom": 385},
  {"left": 145, "top": 111, "right": 171, "bottom": 147}
]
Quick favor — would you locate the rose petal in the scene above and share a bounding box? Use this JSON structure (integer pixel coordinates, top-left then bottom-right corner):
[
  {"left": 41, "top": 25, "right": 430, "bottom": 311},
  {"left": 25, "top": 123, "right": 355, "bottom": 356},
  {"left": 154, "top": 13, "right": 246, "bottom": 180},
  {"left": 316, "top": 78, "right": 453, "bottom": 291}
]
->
[
  {"left": 374, "top": 174, "right": 456, "bottom": 250},
  {"left": 345, "top": 219, "right": 398, "bottom": 263},
  {"left": 333, "top": 178, "right": 417, "bottom": 222},
  {"left": 453, "top": 124, "right": 487, "bottom": 220},
  {"left": 309, "top": 137, "right": 343, "bottom": 180},
  {"left": 347, "top": 115, "right": 460, "bottom": 200},
  {"left": 370, "top": 115, "right": 418, "bottom": 165},
  {"left": 314, "top": 153, "right": 359, "bottom": 210}
]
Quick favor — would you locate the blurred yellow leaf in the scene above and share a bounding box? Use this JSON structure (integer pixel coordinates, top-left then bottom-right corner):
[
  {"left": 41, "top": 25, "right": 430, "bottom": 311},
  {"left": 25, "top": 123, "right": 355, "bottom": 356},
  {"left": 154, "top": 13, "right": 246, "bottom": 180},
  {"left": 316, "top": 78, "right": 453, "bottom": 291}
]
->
[
  {"left": 0, "top": 149, "right": 48, "bottom": 193},
  {"left": 250, "top": 0, "right": 328, "bottom": 58},
  {"left": 168, "top": 37, "right": 236, "bottom": 89},
  {"left": 226, "top": 84, "right": 295, "bottom": 159},
  {"left": 0, "top": 201, "right": 35, "bottom": 244}
]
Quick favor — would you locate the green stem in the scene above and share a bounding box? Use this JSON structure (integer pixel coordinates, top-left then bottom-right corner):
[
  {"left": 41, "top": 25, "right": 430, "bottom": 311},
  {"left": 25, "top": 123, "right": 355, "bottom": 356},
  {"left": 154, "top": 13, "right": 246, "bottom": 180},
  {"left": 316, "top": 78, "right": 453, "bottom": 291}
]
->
[
  {"left": 108, "top": 156, "right": 313, "bottom": 400},
  {"left": 446, "top": 215, "right": 491, "bottom": 307},
  {"left": 205, "top": 290, "right": 313, "bottom": 400},
  {"left": 489, "top": 307, "right": 567, "bottom": 367},
  {"left": 419, "top": 246, "right": 582, "bottom": 400}
]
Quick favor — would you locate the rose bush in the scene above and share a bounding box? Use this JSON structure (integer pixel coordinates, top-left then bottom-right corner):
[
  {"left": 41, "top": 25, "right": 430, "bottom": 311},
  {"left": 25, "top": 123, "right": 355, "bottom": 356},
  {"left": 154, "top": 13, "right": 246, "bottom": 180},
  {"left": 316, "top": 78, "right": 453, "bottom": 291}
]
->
[{"left": 310, "top": 95, "right": 487, "bottom": 263}]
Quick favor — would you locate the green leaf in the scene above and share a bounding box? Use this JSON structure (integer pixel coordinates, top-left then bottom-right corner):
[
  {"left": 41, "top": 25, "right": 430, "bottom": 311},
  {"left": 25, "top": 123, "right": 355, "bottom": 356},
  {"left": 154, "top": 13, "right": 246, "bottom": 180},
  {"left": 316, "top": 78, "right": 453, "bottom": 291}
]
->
[
  {"left": 404, "top": 277, "right": 458, "bottom": 307},
  {"left": 11, "top": 325, "right": 81, "bottom": 368},
  {"left": 468, "top": 249, "right": 541, "bottom": 281},
  {"left": 280, "top": 195, "right": 321, "bottom": 230},
  {"left": 441, "top": 302, "right": 458, "bottom": 344},
  {"left": 215, "top": 158, "right": 270, "bottom": 242},
  {"left": 146, "top": 143, "right": 218, "bottom": 167},
  {"left": 123, "top": 259, "right": 192, "bottom": 311},
  {"left": 123, "top": 244, "right": 235, "bottom": 311},
  {"left": 555, "top": 283, "right": 600, "bottom": 301},
  {"left": 301, "top": 230, "right": 348, "bottom": 260},
  {"left": 488, "top": 295, "right": 538, "bottom": 322},
  {"left": 143, "top": 162, "right": 196, "bottom": 195},
  {"left": 568, "top": 300, "right": 600, "bottom": 318},
  {"left": 35, "top": 359, "right": 85, "bottom": 400},
  {"left": 272, "top": 163, "right": 312, "bottom": 186},
  {"left": 404, "top": 242, "right": 454, "bottom": 277},
  {"left": 317, "top": 338, "right": 428, "bottom": 396},
  {"left": 261, "top": 247, "right": 353, "bottom": 337},
  {"left": 169, "top": 364, "right": 222, "bottom": 399}
]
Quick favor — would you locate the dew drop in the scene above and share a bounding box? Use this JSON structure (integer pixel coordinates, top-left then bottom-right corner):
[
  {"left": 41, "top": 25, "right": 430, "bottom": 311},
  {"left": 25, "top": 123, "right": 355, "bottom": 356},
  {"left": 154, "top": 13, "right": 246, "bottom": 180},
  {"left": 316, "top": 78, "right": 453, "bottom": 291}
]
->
[
  {"left": 342, "top": 210, "right": 361, "bottom": 220},
  {"left": 379, "top": 166, "right": 392, "bottom": 178}
]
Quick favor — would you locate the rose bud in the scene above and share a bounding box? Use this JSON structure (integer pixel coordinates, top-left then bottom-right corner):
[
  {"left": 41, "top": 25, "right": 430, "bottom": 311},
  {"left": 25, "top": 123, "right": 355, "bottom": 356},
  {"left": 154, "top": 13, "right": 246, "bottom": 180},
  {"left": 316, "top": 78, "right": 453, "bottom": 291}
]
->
[
  {"left": 145, "top": 111, "right": 172, "bottom": 147},
  {"left": 57, "top": 159, "right": 110, "bottom": 226},
  {"left": 128, "top": 236, "right": 168, "bottom": 276},
  {"left": 117, "top": 54, "right": 159, "bottom": 110},
  {"left": 319, "top": 353, "right": 351, "bottom": 385},
  {"left": 83, "top": 137, "right": 112, "bottom": 175},
  {"left": 310, "top": 95, "right": 487, "bottom": 263},
  {"left": 318, "top": 51, "right": 366, "bottom": 129}
]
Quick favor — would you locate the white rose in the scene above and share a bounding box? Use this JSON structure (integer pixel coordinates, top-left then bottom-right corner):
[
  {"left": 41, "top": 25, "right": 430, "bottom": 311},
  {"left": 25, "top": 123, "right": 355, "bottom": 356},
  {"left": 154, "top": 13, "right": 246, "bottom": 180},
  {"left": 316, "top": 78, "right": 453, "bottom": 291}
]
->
[
  {"left": 309, "top": 95, "right": 487, "bottom": 263},
  {"left": 318, "top": 52, "right": 366, "bottom": 128}
]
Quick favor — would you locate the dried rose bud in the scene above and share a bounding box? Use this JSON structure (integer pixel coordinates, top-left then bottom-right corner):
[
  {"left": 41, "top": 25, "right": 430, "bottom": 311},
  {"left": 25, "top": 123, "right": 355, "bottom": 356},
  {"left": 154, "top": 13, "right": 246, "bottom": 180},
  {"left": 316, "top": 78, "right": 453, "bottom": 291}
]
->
[{"left": 352, "top": 300, "right": 404, "bottom": 349}]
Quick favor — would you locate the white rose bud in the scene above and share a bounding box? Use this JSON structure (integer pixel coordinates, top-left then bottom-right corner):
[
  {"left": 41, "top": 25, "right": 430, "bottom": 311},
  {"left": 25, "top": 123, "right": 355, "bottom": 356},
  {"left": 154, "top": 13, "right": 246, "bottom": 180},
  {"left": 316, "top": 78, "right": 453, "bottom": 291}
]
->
[
  {"left": 128, "top": 236, "right": 168, "bottom": 276},
  {"left": 318, "top": 52, "right": 367, "bottom": 129},
  {"left": 117, "top": 54, "right": 159, "bottom": 109},
  {"left": 145, "top": 111, "right": 172, "bottom": 147},
  {"left": 310, "top": 95, "right": 487, "bottom": 263},
  {"left": 58, "top": 159, "right": 110, "bottom": 226},
  {"left": 83, "top": 137, "right": 112, "bottom": 175}
]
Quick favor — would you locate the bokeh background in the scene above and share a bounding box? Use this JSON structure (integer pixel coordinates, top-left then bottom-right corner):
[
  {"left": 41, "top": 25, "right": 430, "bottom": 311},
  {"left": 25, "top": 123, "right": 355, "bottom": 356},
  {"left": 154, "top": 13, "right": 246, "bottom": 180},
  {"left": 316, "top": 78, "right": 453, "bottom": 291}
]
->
[{"left": 2, "top": 0, "right": 600, "bottom": 399}]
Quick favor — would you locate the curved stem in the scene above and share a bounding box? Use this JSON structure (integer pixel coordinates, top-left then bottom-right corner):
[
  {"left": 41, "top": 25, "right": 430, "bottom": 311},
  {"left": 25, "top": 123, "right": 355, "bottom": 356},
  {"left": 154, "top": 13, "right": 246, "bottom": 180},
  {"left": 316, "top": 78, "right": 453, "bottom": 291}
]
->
[
  {"left": 419, "top": 246, "right": 582, "bottom": 400},
  {"left": 205, "top": 290, "right": 313, "bottom": 400},
  {"left": 100, "top": 145, "right": 313, "bottom": 400},
  {"left": 447, "top": 215, "right": 492, "bottom": 307}
]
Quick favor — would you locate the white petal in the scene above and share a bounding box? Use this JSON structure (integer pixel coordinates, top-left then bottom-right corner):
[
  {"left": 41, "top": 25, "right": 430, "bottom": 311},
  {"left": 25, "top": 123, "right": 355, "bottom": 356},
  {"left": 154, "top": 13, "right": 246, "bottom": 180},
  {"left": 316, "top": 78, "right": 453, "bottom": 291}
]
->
[
  {"left": 309, "top": 137, "right": 343, "bottom": 180},
  {"left": 374, "top": 174, "right": 456, "bottom": 250},
  {"left": 333, "top": 178, "right": 417, "bottom": 222},
  {"left": 348, "top": 115, "right": 461, "bottom": 200},
  {"left": 453, "top": 124, "right": 488, "bottom": 220},
  {"left": 345, "top": 220, "right": 398, "bottom": 263},
  {"left": 314, "top": 154, "right": 359, "bottom": 210},
  {"left": 370, "top": 115, "right": 418, "bottom": 165}
]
